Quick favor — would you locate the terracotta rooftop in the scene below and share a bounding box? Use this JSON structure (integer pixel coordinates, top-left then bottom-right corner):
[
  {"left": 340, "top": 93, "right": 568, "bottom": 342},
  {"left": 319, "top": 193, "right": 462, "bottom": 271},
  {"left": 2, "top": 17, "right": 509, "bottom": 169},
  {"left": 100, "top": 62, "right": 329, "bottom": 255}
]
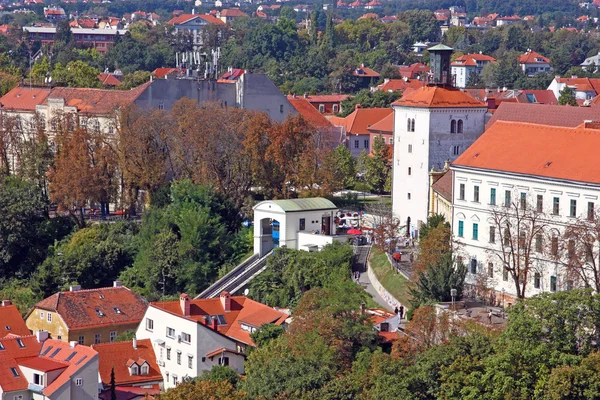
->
[
  {"left": 32, "top": 285, "right": 148, "bottom": 330},
  {"left": 150, "top": 294, "right": 287, "bottom": 346},
  {"left": 0, "top": 336, "right": 42, "bottom": 392},
  {"left": 378, "top": 78, "right": 426, "bottom": 92},
  {"left": 451, "top": 53, "right": 495, "bottom": 67},
  {"left": 45, "top": 83, "right": 149, "bottom": 114},
  {"left": 556, "top": 77, "right": 600, "bottom": 94},
  {"left": 453, "top": 121, "right": 600, "bottom": 185},
  {"left": 519, "top": 50, "right": 551, "bottom": 64},
  {"left": 93, "top": 339, "right": 162, "bottom": 386},
  {"left": 0, "top": 86, "right": 50, "bottom": 111},
  {"left": 168, "top": 13, "right": 225, "bottom": 25},
  {"left": 398, "top": 63, "right": 430, "bottom": 78},
  {"left": 39, "top": 340, "right": 97, "bottom": 397},
  {"left": 295, "top": 94, "right": 348, "bottom": 103},
  {"left": 431, "top": 169, "right": 453, "bottom": 201},
  {"left": 219, "top": 8, "right": 248, "bottom": 17},
  {"left": 353, "top": 65, "right": 380, "bottom": 78},
  {"left": 217, "top": 68, "right": 244, "bottom": 82},
  {"left": 367, "top": 112, "right": 393, "bottom": 133},
  {"left": 393, "top": 86, "right": 486, "bottom": 108},
  {"left": 99, "top": 386, "right": 160, "bottom": 400},
  {"left": 97, "top": 73, "right": 122, "bottom": 86},
  {"left": 152, "top": 67, "right": 185, "bottom": 79},
  {"left": 329, "top": 107, "right": 393, "bottom": 135},
  {"left": 18, "top": 356, "right": 68, "bottom": 372},
  {"left": 0, "top": 304, "right": 30, "bottom": 337},
  {"left": 288, "top": 98, "right": 333, "bottom": 128},
  {"left": 487, "top": 102, "right": 600, "bottom": 128}
]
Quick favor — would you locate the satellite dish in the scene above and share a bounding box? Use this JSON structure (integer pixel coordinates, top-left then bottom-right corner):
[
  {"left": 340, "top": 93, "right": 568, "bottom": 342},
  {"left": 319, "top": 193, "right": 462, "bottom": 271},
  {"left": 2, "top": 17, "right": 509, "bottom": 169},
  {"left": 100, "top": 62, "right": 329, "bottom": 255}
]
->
[{"left": 243, "top": 288, "right": 249, "bottom": 296}]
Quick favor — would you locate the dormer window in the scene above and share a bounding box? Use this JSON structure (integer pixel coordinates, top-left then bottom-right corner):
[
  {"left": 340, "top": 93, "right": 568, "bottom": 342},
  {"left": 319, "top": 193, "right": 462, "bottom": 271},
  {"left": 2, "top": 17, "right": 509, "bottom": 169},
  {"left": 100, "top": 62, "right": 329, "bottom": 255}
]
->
[
  {"left": 5, "top": 325, "right": 10, "bottom": 331},
  {"left": 16, "top": 339, "right": 25, "bottom": 348},
  {"left": 140, "top": 364, "right": 149, "bottom": 375},
  {"left": 113, "top": 307, "right": 121, "bottom": 314},
  {"left": 10, "top": 367, "right": 19, "bottom": 377},
  {"left": 95, "top": 309, "right": 104, "bottom": 317},
  {"left": 130, "top": 364, "right": 138, "bottom": 376}
]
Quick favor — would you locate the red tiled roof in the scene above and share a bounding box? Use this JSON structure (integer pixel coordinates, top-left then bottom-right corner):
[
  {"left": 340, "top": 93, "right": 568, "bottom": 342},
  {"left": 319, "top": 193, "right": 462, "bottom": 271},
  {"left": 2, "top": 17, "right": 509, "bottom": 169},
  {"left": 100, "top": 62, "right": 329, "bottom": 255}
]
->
[
  {"left": 556, "top": 77, "right": 600, "bottom": 94},
  {"left": 378, "top": 78, "right": 426, "bottom": 92},
  {"left": 217, "top": 68, "right": 244, "bottom": 82},
  {"left": 205, "top": 347, "right": 244, "bottom": 358},
  {"left": 298, "top": 94, "right": 349, "bottom": 103},
  {"left": 97, "top": 73, "right": 122, "bottom": 86},
  {"left": 219, "top": 8, "right": 247, "bottom": 17},
  {"left": 330, "top": 107, "right": 393, "bottom": 135},
  {"left": 0, "top": 86, "right": 50, "bottom": 111},
  {"left": 393, "top": 86, "right": 486, "bottom": 108},
  {"left": 45, "top": 83, "right": 149, "bottom": 115},
  {"left": 519, "top": 50, "right": 551, "bottom": 64},
  {"left": 431, "top": 169, "right": 453, "bottom": 201},
  {"left": 152, "top": 67, "right": 185, "bottom": 79},
  {"left": 398, "top": 63, "right": 429, "bottom": 78},
  {"left": 451, "top": 53, "right": 495, "bottom": 67},
  {"left": 0, "top": 305, "right": 30, "bottom": 337},
  {"left": 33, "top": 286, "right": 148, "bottom": 330},
  {"left": 99, "top": 386, "right": 160, "bottom": 400},
  {"left": 168, "top": 13, "right": 225, "bottom": 25},
  {"left": 367, "top": 112, "right": 393, "bottom": 133},
  {"left": 453, "top": 121, "right": 600, "bottom": 185},
  {"left": 353, "top": 66, "right": 380, "bottom": 78},
  {"left": 0, "top": 336, "right": 42, "bottom": 392},
  {"left": 18, "top": 356, "right": 68, "bottom": 372},
  {"left": 378, "top": 330, "right": 399, "bottom": 343},
  {"left": 40, "top": 340, "right": 97, "bottom": 396},
  {"left": 359, "top": 13, "right": 378, "bottom": 19},
  {"left": 150, "top": 295, "right": 287, "bottom": 347},
  {"left": 288, "top": 98, "right": 333, "bottom": 128},
  {"left": 93, "top": 339, "right": 162, "bottom": 386},
  {"left": 487, "top": 102, "right": 600, "bottom": 128}
]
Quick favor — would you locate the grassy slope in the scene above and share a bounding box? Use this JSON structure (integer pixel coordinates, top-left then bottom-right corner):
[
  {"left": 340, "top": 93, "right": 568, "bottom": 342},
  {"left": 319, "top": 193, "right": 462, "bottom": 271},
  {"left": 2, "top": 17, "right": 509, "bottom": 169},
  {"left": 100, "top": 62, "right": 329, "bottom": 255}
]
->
[{"left": 369, "top": 248, "right": 412, "bottom": 306}]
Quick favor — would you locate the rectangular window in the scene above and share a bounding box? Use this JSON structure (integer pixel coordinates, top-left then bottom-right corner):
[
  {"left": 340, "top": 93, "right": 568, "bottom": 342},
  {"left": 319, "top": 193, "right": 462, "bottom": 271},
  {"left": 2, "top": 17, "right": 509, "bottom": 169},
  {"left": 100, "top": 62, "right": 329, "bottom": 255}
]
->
[
  {"left": 75, "top": 378, "right": 83, "bottom": 386},
  {"left": 551, "top": 237, "right": 559, "bottom": 256},
  {"left": 520, "top": 192, "right": 527, "bottom": 210},
  {"left": 110, "top": 331, "right": 117, "bottom": 342},
  {"left": 407, "top": 193, "right": 411, "bottom": 200},
  {"left": 34, "top": 373, "right": 44, "bottom": 386},
  {"left": 588, "top": 202, "right": 595, "bottom": 221},
  {"left": 333, "top": 104, "right": 339, "bottom": 113},
  {"left": 40, "top": 312, "right": 44, "bottom": 320},
  {"left": 550, "top": 276, "right": 557, "bottom": 292},
  {"left": 470, "top": 259, "right": 477, "bottom": 274},
  {"left": 504, "top": 190, "right": 511, "bottom": 207},
  {"left": 570, "top": 199, "right": 577, "bottom": 217},
  {"left": 181, "top": 332, "right": 191, "bottom": 343},
  {"left": 553, "top": 197, "right": 560, "bottom": 215},
  {"left": 503, "top": 229, "right": 510, "bottom": 246},
  {"left": 473, "top": 185, "right": 479, "bottom": 202},
  {"left": 94, "top": 333, "right": 101, "bottom": 344},
  {"left": 408, "top": 167, "right": 411, "bottom": 175},
  {"left": 167, "top": 348, "right": 171, "bottom": 360},
  {"left": 188, "top": 355, "right": 193, "bottom": 369},
  {"left": 177, "top": 351, "right": 181, "bottom": 365},
  {"left": 166, "top": 327, "right": 175, "bottom": 338},
  {"left": 537, "top": 195, "right": 543, "bottom": 212},
  {"left": 78, "top": 335, "right": 84, "bottom": 345},
  {"left": 299, "top": 218, "right": 305, "bottom": 231},
  {"left": 459, "top": 184, "right": 465, "bottom": 200},
  {"left": 318, "top": 104, "right": 325, "bottom": 113},
  {"left": 489, "top": 226, "right": 495, "bottom": 243},
  {"left": 364, "top": 139, "right": 369, "bottom": 149},
  {"left": 390, "top": 138, "right": 393, "bottom": 144},
  {"left": 146, "top": 318, "right": 154, "bottom": 331},
  {"left": 219, "top": 357, "right": 230, "bottom": 366},
  {"left": 488, "top": 263, "right": 494, "bottom": 278},
  {"left": 452, "top": 145, "right": 460, "bottom": 155},
  {"left": 535, "top": 234, "right": 543, "bottom": 253},
  {"left": 48, "top": 313, "right": 52, "bottom": 322},
  {"left": 408, "top": 144, "right": 412, "bottom": 153},
  {"left": 490, "top": 188, "right": 496, "bottom": 205},
  {"left": 472, "top": 223, "right": 479, "bottom": 240},
  {"left": 458, "top": 221, "right": 464, "bottom": 237},
  {"left": 354, "top": 140, "right": 359, "bottom": 149},
  {"left": 568, "top": 239, "right": 575, "bottom": 259},
  {"left": 534, "top": 273, "right": 541, "bottom": 289},
  {"left": 280, "top": 104, "right": 284, "bottom": 113}
]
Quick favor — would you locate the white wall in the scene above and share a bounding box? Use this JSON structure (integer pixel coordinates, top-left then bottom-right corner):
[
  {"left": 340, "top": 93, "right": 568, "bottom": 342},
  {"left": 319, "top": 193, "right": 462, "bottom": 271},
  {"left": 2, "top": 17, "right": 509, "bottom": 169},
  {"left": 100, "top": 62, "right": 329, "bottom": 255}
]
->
[
  {"left": 452, "top": 166, "right": 600, "bottom": 299},
  {"left": 348, "top": 133, "right": 371, "bottom": 158}
]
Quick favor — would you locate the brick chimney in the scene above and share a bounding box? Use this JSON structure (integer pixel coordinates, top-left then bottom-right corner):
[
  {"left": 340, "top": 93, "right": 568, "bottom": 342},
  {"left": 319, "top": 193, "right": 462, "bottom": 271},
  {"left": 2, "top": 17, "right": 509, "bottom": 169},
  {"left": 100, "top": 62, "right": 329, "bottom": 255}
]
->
[
  {"left": 220, "top": 291, "right": 231, "bottom": 312},
  {"left": 1, "top": 300, "right": 11, "bottom": 306},
  {"left": 133, "top": 337, "right": 137, "bottom": 350},
  {"left": 180, "top": 293, "right": 190, "bottom": 316},
  {"left": 355, "top": 104, "right": 361, "bottom": 110}
]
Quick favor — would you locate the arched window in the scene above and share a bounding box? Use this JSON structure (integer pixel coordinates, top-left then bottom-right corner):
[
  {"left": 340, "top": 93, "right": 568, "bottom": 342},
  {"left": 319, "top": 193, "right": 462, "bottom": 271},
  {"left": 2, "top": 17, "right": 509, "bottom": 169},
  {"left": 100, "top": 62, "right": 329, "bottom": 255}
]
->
[
  {"left": 457, "top": 119, "right": 464, "bottom": 133},
  {"left": 450, "top": 119, "right": 457, "bottom": 133},
  {"left": 411, "top": 118, "right": 415, "bottom": 132}
]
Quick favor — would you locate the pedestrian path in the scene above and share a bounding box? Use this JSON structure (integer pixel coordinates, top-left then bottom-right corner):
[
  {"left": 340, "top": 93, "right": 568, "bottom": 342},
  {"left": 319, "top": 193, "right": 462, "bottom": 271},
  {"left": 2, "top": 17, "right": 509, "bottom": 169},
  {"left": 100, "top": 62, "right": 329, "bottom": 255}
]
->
[{"left": 352, "top": 245, "right": 393, "bottom": 311}]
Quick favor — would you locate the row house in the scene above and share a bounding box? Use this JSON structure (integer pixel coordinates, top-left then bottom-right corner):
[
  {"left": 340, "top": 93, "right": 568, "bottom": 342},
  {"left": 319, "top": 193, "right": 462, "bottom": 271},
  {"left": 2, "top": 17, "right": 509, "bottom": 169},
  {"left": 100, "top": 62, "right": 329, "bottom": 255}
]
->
[
  {"left": 0, "top": 334, "right": 99, "bottom": 400},
  {"left": 23, "top": 26, "right": 127, "bottom": 54},
  {"left": 452, "top": 120, "right": 600, "bottom": 302},
  {"left": 25, "top": 282, "right": 148, "bottom": 346},
  {"left": 136, "top": 292, "right": 288, "bottom": 390}
]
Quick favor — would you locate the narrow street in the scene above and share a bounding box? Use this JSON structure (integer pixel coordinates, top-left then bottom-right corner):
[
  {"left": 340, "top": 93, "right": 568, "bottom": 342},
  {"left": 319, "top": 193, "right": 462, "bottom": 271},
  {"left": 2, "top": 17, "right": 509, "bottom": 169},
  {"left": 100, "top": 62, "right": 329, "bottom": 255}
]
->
[{"left": 352, "top": 245, "right": 394, "bottom": 311}]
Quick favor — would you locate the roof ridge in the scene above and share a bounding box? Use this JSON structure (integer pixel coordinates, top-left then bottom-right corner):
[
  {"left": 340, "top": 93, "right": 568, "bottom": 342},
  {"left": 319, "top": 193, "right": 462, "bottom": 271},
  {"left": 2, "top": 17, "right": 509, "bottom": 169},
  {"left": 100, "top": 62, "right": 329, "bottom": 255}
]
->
[{"left": 60, "top": 285, "right": 130, "bottom": 294}]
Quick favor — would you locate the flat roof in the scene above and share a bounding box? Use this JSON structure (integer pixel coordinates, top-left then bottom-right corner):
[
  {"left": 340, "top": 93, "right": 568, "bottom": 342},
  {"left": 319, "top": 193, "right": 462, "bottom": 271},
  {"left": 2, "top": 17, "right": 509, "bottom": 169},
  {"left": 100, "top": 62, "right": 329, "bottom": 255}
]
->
[{"left": 254, "top": 197, "right": 338, "bottom": 212}]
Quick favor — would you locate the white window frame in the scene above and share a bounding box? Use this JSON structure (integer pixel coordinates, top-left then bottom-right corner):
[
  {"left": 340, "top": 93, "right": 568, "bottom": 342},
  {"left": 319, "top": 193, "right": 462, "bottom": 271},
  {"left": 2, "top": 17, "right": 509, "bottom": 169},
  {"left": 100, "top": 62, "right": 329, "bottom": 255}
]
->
[
  {"left": 181, "top": 332, "right": 191, "bottom": 343},
  {"left": 146, "top": 318, "right": 154, "bottom": 331},
  {"left": 166, "top": 327, "right": 175, "bottom": 338},
  {"left": 47, "top": 313, "right": 52, "bottom": 322},
  {"left": 75, "top": 377, "right": 83, "bottom": 386},
  {"left": 110, "top": 331, "right": 117, "bottom": 342}
]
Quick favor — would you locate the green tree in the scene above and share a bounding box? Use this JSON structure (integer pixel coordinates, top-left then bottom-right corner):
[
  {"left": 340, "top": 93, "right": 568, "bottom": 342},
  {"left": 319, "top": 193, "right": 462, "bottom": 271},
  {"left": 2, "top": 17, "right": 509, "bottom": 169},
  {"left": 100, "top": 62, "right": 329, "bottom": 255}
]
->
[
  {"left": 410, "top": 252, "right": 467, "bottom": 307},
  {"left": 197, "top": 365, "right": 240, "bottom": 386},
  {"left": 419, "top": 214, "right": 449, "bottom": 239},
  {"left": 251, "top": 323, "right": 285, "bottom": 347},
  {"left": 113, "top": 331, "right": 136, "bottom": 342},
  {"left": 325, "top": 144, "right": 356, "bottom": 189},
  {"left": 360, "top": 136, "right": 390, "bottom": 194},
  {"left": 558, "top": 86, "right": 577, "bottom": 106},
  {"left": 52, "top": 60, "right": 101, "bottom": 88},
  {"left": 110, "top": 367, "right": 117, "bottom": 400}
]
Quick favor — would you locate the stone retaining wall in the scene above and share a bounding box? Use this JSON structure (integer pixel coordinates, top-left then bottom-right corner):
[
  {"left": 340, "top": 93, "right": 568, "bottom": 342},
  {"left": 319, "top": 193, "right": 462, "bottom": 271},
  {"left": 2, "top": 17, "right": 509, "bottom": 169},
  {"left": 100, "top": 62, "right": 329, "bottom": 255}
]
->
[{"left": 367, "top": 260, "right": 405, "bottom": 310}]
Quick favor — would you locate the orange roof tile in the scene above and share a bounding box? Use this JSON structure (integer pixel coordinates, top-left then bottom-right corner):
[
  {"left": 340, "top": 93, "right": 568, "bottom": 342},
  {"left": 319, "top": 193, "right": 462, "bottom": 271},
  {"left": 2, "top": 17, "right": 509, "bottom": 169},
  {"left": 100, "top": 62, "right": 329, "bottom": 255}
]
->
[
  {"left": 453, "top": 121, "right": 600, "bottom": 185},
  {"left": 219, "top": 8, "right": 248, "bottom": 17},
  {"left": 93, "top": 339, "right": 162, "bottom": 386},
  {"left": 97, "top": 73, "right": 122, "bottom": 86},
  {"left": 379, "top": 78, "right": 426, "bottom": 92},
  {"left": 0, "top": 86, "right": 50, "bottom": 111},
  {"left": 451, "top": 53, "right": 495, "bottom": 67},
  {"left": 0, "top": 304, "right": 30, "bottom": 337},
  {"left": 152, "top": 67, "right": 185, "bottom": 79},
  {"left": 45, "top": 84, "right": 149, "bottom": 115},
  {"left": 18, "top": 356, "right": 68, "bottom": 372},
  {"left": 33, "top": 286, "right": 148, "bottom": 330},
  {"left": 518, "top": 50, "right": 551, "bottom": 64},
  {"left": 556, "top": 77, "right": 600, "bottom": 94},
  {"left": 297, "top": 94, "right": 349, "bottom": 103},
  {"left": 168, "top": 13, "right": 225, "bottom": 25},
  {"left": 398, "top": 63, "right": 429, "bottom": 78},
  {"left": 331, "top": 107, "right": 393, "bottom": 135},
  {"left": 40, "top": 340, "right": 97, "bottom": 396},
  {"left": 150, "top": 295, "right": 287, "bottom": 347},
  {"left": 378, "top": 330, "right": 399, "bottom": 343},
  {"left": 0, "top": 336, "right": 42, "bottom": 392},
  {"left": 353, "top": 66, "right": 380, "bottom": 78},
  {"left": 99, "top": 386, "right": 160, "bottom": 400},
  {"left": 487, "top": 102, "right": 600, "bottom": 128},
  {"left": 367, "top": 112, "right": 393, "bottom": 133},
  {"left": 205, "top": 347, "right": 245, "bottom": 358},
  {"left": 288, "top": 98, "right": 333, "bottom": 128},
  {"left": 393, "top": 86, "right": 486, "bottom": 108},
  {"left": 431, "top": 169, "right": 453, "bottom": 200}
]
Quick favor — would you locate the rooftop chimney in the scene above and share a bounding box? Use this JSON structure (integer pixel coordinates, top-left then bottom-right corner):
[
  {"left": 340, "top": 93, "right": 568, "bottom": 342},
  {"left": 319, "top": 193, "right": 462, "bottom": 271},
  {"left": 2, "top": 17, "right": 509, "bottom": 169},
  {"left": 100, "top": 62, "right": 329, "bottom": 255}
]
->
[
  {"left": 180, "top": 293, "right": 190, "bottom": 317},
  {"left": 36, "top": 330, "right": 49, "bottom": 343},
  {"left": 133, "top": 337, "right": 137, "bottom": 350},
  {"left": 1, "top": 300, "right": 11, "bottom": 307},
  {"left": 70, "top": 285, "right": 81, "bottom": 292},
  {"left": 220, "top": 291, "right": 231, "bottom": 312},
  {"left": 69, "top": 340, "right": 77, "bottom": 348},
  {"left": 355, "top": 104, "right": 361, "bottom": 110},
  {"left": 113, "top": 281, "right": 122, "bottom": 287}
]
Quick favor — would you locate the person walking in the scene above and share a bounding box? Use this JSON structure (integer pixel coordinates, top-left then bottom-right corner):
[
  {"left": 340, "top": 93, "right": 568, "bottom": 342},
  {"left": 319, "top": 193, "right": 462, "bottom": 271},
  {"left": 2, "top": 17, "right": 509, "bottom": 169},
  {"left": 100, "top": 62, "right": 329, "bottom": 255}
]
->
[
  {"left": 488, "top": 310, "right": 493, "bottom": 325},
  {"left": 399, "top": 305, "right": 404, "bottom": 319}
]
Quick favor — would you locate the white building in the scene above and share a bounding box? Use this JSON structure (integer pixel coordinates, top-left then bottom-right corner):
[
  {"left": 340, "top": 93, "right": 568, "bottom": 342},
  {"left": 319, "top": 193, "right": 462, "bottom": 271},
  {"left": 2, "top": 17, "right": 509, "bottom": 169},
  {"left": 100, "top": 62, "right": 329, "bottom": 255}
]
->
[
  {"left": 0, "top": 334, "right": 99, "bottom": 400},
  {"left": 519, "top": 50, "right": 552, "bottom": 77},
  {"left": 450, "top": 53, "right": 495, "bottom": 89},
  {"left": 392, "top": 45, "right": 487, "bottom": 237},
  {"left": 451, "top": 120, "right": 600, "bottom": 303},
  {"left": 581, "top": 52, "right": 600, "bottom": 72},
  {"left": 253, "top": 197, "right": 347, "bottom": 256},
  {"left": 136, "top": 292, "right": 288, "bottom": 389},
  {"left": 547, "top": 76, "right": 600, "bottom": 102}
]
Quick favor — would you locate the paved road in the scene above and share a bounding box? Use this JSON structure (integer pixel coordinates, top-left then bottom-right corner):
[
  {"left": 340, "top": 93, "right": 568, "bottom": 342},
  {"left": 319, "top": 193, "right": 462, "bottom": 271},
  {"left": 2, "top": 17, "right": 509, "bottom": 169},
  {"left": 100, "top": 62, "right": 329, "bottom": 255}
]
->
[{"left": 352, "top": 245, "right": 393, "bottom": 311}]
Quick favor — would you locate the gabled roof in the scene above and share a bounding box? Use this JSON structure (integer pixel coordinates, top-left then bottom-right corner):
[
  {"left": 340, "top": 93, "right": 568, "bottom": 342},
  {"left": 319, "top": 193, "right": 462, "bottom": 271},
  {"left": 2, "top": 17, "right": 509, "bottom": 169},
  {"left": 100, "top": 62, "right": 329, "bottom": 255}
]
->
[
  {"left": 33, "top": 286, "right": 148, "bottom": 330},
  {"left": 453, "top": 121, "right": 600, "bottom": 185},
  {"left": 330, "top": 107, "right": 393, "bottom": 134},
  {"left": 556, "top": 77, "right": 600, "bottom": 94},
  {"left": 152, "top": 67, "right": 185, "bottom": 79},
  {"left": 0, "top": 86, "right": 51, "bottom": 111},
  {"left": 0, "top": 305, "right": 30, "bottom": 338},
  {"left": 398, "top": 63, "right": 429, "bottom": 78},
  {"left": 392, "top": 86, "right": 486, "bottom": 108},
  {"left": 295, "top": 94, "right": 348, "bottom": 103},
  {"left": 378, "top": 78, "right": 426, "bottom": 92},
  {"left": 288, "top": 99, "right": 334, "bottom": 128},
  {"left": 219, "top": 8, "right": 248, "bottom": 17},
  {"left": 40, "top": 340, "right": 97, "bottom": 396},
  {"left": 367, "top": 112, "right": 393, "bottom": 134},
  {"left": 431, "top": 169, "right": 453, "bottom": 201},
  {"left": 97, "top": 73, "right": 122, "bottom": 86},
  {"left": 353, "top": 66, "right": 380, "bottom": 78},
  {"left": 99, "top": 386, "right": 160, "bottom": 400},
  {"left": 519, "top": 50, "right": 551, "bottom": 64},
  {"left": 0, "top": 336, "right": 42, "bottom": 392},
  {"left": 93, "top": 339, "right": 162, "bottom": 386},
  {"left": 487, "top": 102, "right": 600, "bottom": 128},
  {"left": 451, "top": 53, "right": 495, "bottom": 67},
  {"left": 168, "top": 13, "right": 225, "bottom": 25},
  {"left": 44, "top": 83, "right": 149, "bottom": 114},
  {"left": 359, "top": 13, "right": 378, "bottom": 19},
  {"left": 217, "top": 68, "right": 244, "bottom": 82},
  {"left": 150, "top": 295, "right": 288, "bottom": 346}
]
